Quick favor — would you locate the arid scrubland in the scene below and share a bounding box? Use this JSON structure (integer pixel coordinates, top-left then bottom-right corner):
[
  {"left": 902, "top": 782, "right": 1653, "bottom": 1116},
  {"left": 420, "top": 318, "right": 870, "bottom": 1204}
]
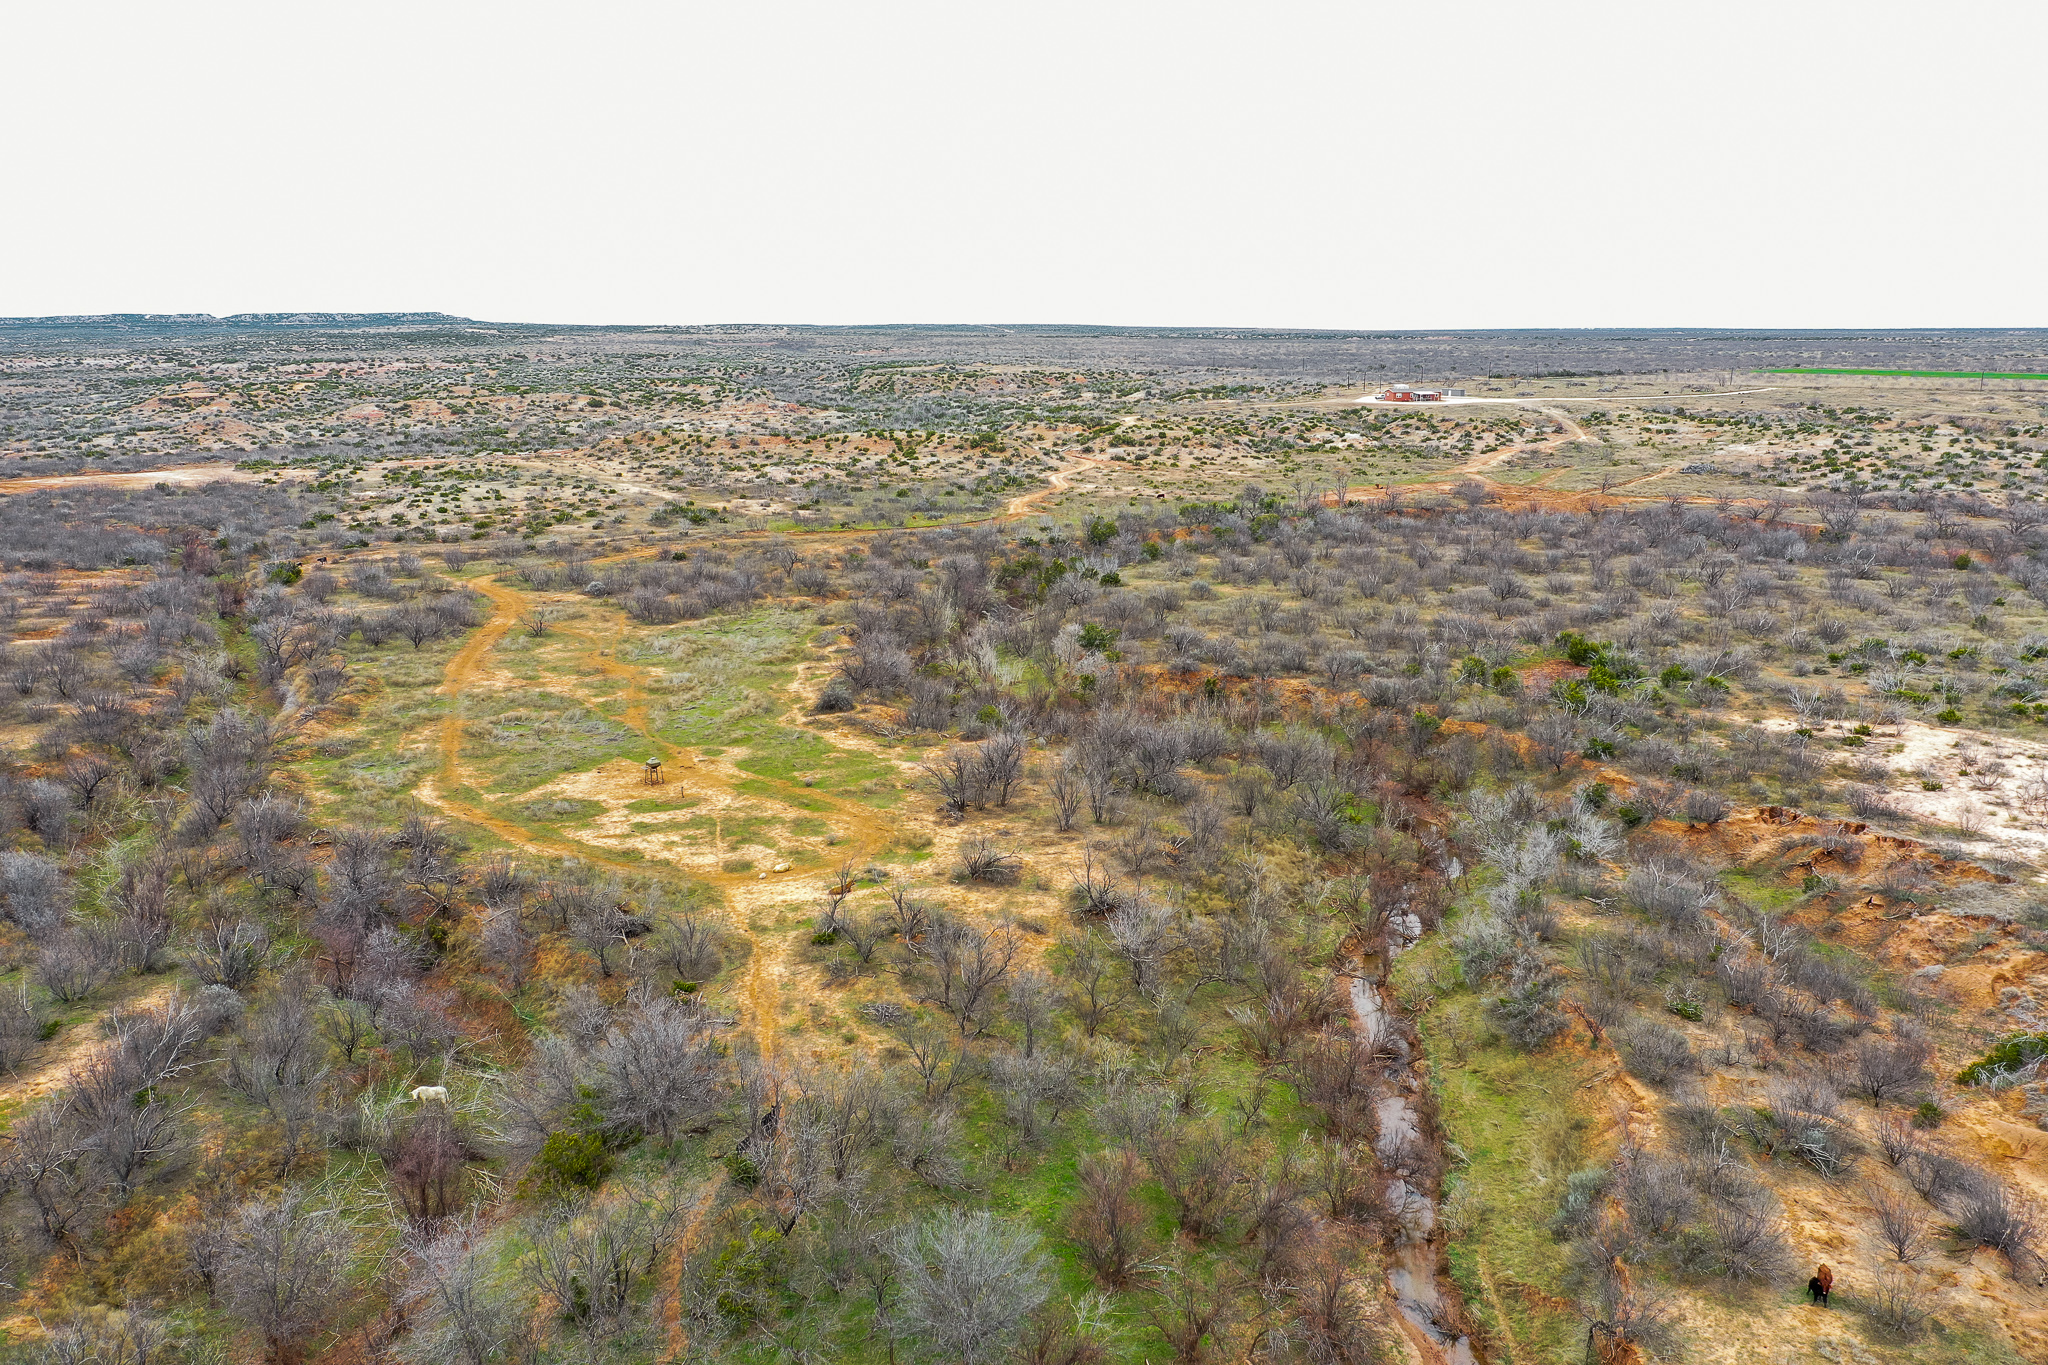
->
[{"left": 1, "top": 318, "right": 2047, "bottom": 1364}]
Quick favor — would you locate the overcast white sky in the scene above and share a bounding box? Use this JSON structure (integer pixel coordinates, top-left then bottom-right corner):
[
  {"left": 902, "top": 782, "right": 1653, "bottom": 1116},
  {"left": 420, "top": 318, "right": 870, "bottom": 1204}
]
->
[{"left": 3, "top": 1, "right": 2041, "bottom": 329}]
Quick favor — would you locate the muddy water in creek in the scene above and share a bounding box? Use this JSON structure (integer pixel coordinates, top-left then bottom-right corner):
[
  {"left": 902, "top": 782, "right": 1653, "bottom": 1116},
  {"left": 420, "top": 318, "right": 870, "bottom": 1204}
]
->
[{"left": 1349, "top": 960, "right": 1477, "bottom": 1365}]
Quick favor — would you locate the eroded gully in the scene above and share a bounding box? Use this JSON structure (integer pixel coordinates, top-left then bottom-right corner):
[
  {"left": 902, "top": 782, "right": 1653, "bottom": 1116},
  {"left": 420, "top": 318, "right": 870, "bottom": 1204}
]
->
[{"left": 1347, "top": 948, "right": 1479, "bottom": 1365}]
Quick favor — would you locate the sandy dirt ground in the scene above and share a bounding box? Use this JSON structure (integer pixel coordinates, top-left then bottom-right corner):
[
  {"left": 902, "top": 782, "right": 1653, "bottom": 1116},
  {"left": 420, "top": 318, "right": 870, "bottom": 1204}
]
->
[
  {"left": 1759, "top": 716, "right": 2048, "bottom": 867},
  {"left": 0, "top": 976, "right": 181, "bottom": 1110},
  {"left": 0, "top": 463, "right": 298, "bottom": 495}
]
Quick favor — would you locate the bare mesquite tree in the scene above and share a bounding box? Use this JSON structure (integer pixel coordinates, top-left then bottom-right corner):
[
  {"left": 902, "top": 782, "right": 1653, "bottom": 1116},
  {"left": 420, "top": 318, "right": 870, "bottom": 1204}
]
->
[
  {"left": 889, "top": 1208, "right": 1048, "bottom": 1364},
  {"left": 219, "top": 1187, "right": 354, "bottom": 1365}
]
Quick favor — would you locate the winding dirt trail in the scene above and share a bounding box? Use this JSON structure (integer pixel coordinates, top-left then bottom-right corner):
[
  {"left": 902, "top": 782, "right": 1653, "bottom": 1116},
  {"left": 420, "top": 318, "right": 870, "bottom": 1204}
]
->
[
  {"left": 417, "top": 572, "right": 928, "bottom": 1067},
  {"left": 1005, "top": 461, "right": 1084, "bottom": 516},
  {"left": 1334, "top": 406, "right": 1590, "bottom": 503},
  {"left": 1604, "top": 460, "right": 1687, "bottom": 491},
  {"left": 659, "top": 1169, "right": 726, "bottom": 1363},
  {"left": 1327, "top": 406, "right": 1782, "bottom": 517},
  {"left": 408, "top": 457, "right": 1104, "bottom": 1058},
  {"left": 0, "top": 976, "right": 181, "bottom": 1112}
]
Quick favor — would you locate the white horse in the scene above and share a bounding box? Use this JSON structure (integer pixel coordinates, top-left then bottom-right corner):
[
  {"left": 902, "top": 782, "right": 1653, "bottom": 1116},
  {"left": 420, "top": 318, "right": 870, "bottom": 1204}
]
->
[{"left": 410, "top": 1085, "right": 449, "bottom": 1105}]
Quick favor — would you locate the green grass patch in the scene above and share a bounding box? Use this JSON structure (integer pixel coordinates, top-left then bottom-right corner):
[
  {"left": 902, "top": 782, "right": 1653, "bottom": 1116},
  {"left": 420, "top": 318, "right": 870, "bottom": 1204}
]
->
[
  {"left": 733, "top": 726, "right": 898, "bottom": 786},
  {"left": 302, "top": 640, "right": 450, "bottom": 817},
  {"left": 732, "top": 777, "right": 831, "bottom": 812},
  {"left": 948, "top": 1020, "right": 1314, "bottom": 1363},
  {"left": 461, "top": 689, "right": 642, "bottom": 793},
  {"left": 1717, "top": 868, "right": 1799, "bottom": 911},
  {"left": 1401, "top": 943, "right": 1590, "bottom": 1363},
  {"left": 683, "top": 811, "right": 781, "bottom": 850}
]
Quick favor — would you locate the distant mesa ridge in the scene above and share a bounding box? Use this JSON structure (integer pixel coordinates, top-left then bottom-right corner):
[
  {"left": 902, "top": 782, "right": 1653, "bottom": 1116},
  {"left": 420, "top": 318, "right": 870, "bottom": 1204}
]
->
[
  {"left": 228, "top": 312, "right": 474, "bottom": 325},
  {"left": 4, "top": 315, "right": 2048, "bottom": 352},
  {"left": 0, "top": 312, "right": 474, "bottom": 328}
]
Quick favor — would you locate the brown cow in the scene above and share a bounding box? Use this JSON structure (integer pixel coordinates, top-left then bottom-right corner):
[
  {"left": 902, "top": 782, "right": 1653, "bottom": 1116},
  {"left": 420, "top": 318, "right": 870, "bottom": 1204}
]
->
[{"left": 1808, "top": 1263, "right": 1834, "bottom": 1307}]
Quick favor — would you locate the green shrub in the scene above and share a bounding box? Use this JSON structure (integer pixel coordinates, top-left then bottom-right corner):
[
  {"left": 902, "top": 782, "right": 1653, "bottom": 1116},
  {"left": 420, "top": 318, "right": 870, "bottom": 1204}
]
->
[
  {"left": 400, "top": 918, "right": 450, "bottom": 961},
  {"left": 1957, "top": 1032, "right": 2048, "bottom": 1085},
  {"left": 1550, "top": 1165, "right": 1613, "bottom": 1238},
  {"left": 1488, "top": 955, "right": 1566, "bottom": 1049},
  {"left": 1912, "top": 1099, "right": 1945, "bottom": 1129},
  {"left": 527, "top": 1130, "right": 613, "bottom": 1194},
  {"left": 711, "top": 1225, "right": 780, "bottom": 1322},
  {"left": 1556, "top": 631, "right": 1603, "bottom": 666},
  {"left": 724, "top": 1152, "right": 762, "bottom": 1187}
]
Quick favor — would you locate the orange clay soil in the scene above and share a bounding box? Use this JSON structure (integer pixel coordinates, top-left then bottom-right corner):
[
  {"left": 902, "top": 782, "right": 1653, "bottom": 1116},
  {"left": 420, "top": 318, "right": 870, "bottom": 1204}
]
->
[{"left": 1542, "top": 808, "right": 2048, "bottom": 1361}]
